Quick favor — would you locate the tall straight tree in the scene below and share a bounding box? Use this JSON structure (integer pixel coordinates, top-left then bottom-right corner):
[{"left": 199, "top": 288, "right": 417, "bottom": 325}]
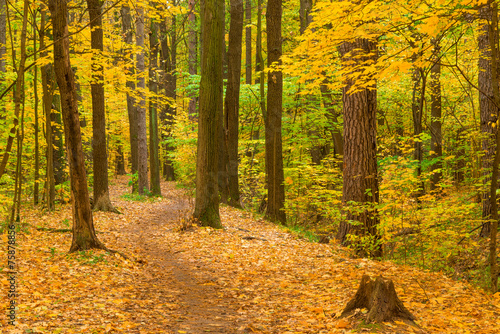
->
[
  {"left": 193, "top": 0, "right": 224, "bottom": 228},
  {"left": 48, "top": 0, "right": 106, "bottom": 252},
  {"left": 149, "top": 18, "right": 161, "bottom": 195},
  {"left": 265, "top": 0, "right": 286, "bottom": 223},
  {"left": 121, "top": 5, "right": 138, "bottom": 189},
  {"left": 479, "top": 0, "right": 499, "bottom": 238},
  {"left": 136, "top": 5, "right": 149, "bottom": 194},
  {"left": 245, "top": 0, "right": 251, "bottom": 84},
  {"left": 160, "top": 11, "right": 177, "bottom": 181},
  {"left": 187, "top": 0, "right": 197, "bottom": 117},
  {"left": 337, "top": 38, "right": 381, "bottom": 258},
  {"left": 429, "top": 39, "right": 442, "bottom": 191},
  {"left": 87, "top": 0, "right": 117, "bottom": 212},
  {"left": 224, "top": 0, "right": 244, "bottom": 207}
]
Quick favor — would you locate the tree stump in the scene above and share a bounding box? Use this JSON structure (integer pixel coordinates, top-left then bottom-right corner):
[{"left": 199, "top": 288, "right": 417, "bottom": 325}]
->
[{"left": 340, "top": 275, "right": 416, "bottom": 323}]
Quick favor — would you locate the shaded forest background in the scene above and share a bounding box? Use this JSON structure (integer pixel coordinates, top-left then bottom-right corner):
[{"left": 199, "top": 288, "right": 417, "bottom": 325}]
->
[{"left": 1, "top": 0, "right": 500, "bottom": 292}]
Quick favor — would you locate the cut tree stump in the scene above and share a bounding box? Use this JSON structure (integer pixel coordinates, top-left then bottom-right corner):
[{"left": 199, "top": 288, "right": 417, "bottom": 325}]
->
[{"left": 340, "top": 275, "right": 416, "bottom": 323}]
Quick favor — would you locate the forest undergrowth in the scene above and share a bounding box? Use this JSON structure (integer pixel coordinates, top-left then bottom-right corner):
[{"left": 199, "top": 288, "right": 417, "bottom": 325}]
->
[{"left": 1, "top": 176, "right": 500, "bottom": 333}]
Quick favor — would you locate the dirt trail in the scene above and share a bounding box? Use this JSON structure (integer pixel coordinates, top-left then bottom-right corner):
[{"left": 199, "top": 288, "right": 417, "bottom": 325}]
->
[{"left": 111, "top": 181, "right": 244, "bottom": 333}]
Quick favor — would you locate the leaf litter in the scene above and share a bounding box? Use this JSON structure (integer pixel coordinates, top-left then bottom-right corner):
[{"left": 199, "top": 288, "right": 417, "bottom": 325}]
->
[{"left": 1, "top": 176, "right": 499, "bottom": 333}]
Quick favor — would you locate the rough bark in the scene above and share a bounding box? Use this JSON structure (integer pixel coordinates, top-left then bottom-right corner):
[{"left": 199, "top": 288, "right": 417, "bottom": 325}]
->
[
  {"left": 224, "top": 0, "right": 244, "bottom": 207},
  {"left": 188, "top": 0, "right": 198, "bottom": 117},
  {"left": 40, "top": 10, "right": 55, "bottom": 211},
  {"left": 265, "top": 0, "right": 286, "bottom": 223},
  {"left": 245, "top": 0, "right": 251, "bottom": 84},
  {"left": 194, "top": 0, "right": 224, "bottom": 228},
  {"left": 299, "top": 0, "right": 312, "bottom": 34},
  {"left": 337, "top": 39, "right": 381, "bottom": 258},
  {"left": 48, "top": 0, "right": 105, "bottom": 252},
  {"left": 429, "top": 40, "right": 442, "bottom": 191},
  {"left": 87, "top": 0, "right": 117, "bottom": 212},
  {"left": 121, "top": 5, "right": 138, "bottom": 188},
  {"left": 149, "top": 19, "right": 161, "bottom": 196},
  {"left": 159, "top": 16, "right": 176, "bottom": 181},
  {"left": 136, "top": 6, "right": 149, "bottom": 195},
  {"left": 479, "top": 1, "right": 499, "bottom": 238},
  {"left": 340, "top": 275, "right": 416, "bottom": 324}
]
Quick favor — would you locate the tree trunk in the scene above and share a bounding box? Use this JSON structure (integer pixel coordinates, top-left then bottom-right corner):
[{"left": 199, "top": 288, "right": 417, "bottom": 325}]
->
[
  {"left": 194, "top": 0, "right": 224, "bottom": 228},
  {"left": 40, "top": 10, "right": 55, "bottom": 211},
  {"left": 299, "top": 0, "right": 312, "bottom": 34},
  {"left": 245, "top": 0, "right": 251, "bottom": 84},
  {"left": 337, "top": 38, "right": 381, "bottom": 258},
  {"left": 224, "top": 0, "right": 244, "bottom": 207},
  {"left": 136, "top": 6, "right": 149, "bottom": 195},
  {"left": 340, "top": 275, "right": 416, "bottom": 323},
  {"left": 121, "top": 5, "right": 138, "bottom": 189},
  {"left": 430, "top": 40, "right": 442, "bottom": 191},
  {"left": 149, "top": 18, "right": 161, "bottom": 196},
  {"left": 188, "top": 0, "right": 198, "bottom": 117},
  {"left": 159, "top": 15, "right": 177, "bottom": 181},
  {"left": 115, "top": 144, "right": 126, "bottom": 175},
  {"left": 33, "top": 8, "right": 39, "bottom": 205},
  {"left": 51, "top": 94, "right": 66, "bottom": 186},
  {"left": 48, "top": 0, "right": 105, "bottom": 252},
  {"left": 87, "top": 0, "right": 117, "bottom": 212},
  {"left": 265, "top": 0, "right": 286, "bottom": 223},
  {"left": 411, "top": 61, "right": 425, "bottom": 197},
  {"left": 479, "top": 1, "right": 499, "bottom": 238}
]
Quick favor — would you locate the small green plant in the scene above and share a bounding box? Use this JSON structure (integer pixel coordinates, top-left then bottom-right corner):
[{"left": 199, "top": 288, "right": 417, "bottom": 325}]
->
[
  {"left": 61, "top": 219, "right": 70, "bottom": 228},
  {"left": 49, "top": 247, "right": 56, "bottom": 257},
  {"left": 75, "top": 251, "right": 108, "bottom": 265},
  {"left": 127, "top": 172, "right": 138, "bottom": 187}
]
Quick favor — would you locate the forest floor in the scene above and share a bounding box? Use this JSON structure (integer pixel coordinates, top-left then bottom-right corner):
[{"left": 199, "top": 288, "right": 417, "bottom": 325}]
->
[{"left": 1, "top": 176, "right": 500, "bottom": 333}]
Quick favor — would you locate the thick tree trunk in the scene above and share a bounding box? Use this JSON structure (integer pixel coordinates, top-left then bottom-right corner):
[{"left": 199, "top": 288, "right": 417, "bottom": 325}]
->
[
  {"left": 337, "top": 39, "right": 381, "bottom": 258},
  {"left": 479, "top": 1, "right": 499, "bottom": 238},
  {"left": 48, "top": 0, "right": 105, "bottom": 252},
  {"left": 430, "top": 40, "right": 442, "bottom": 191},
  {"left": 115, "top": 144, "right": 126, "bottom": 175},
  {"left": 340, "top": 275, "right": 416, "bottom": 323},
  {"left": 159, "top": 16, "right": 177, "bottom": 181},
  {"left": 265, "top": 0, "right": 286, "bottom": 223},
  {"left": 149, "top": 19, "right": 161, "bottom": 196},
  {"left": 224, "top": 0, "right": 244, "bottom": 207},
  {"left": 136, "top": 6, "right": 149, "bottom": 195},
  {"left": 87, "top": 0, "right": 117, "bottom": 212},
  {"left": 194, "top": 0, "right": 224, "bottom": 228},
  {"left": 121, "top": 5, "right": 138, "bottom": 189}
]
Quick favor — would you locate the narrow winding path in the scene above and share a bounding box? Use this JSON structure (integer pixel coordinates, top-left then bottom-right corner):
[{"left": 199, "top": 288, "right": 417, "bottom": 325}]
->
[{"left": 109, "top": 179, "right": 245, "bottom": 333}]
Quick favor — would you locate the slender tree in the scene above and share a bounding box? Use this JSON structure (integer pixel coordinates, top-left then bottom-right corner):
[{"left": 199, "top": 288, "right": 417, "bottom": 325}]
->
[
  {"left": 136, "top": 5, "right": 149, "bottom": 195},
  {"left": 265, "top": 0, "right": 286, "bottom": 223},
  {"left": 245, "top": 0, "right": 251, "bottom": 84},
  {"left": 479, "top": 1, "right": 499, "bottom": 237},
  {"left": 224, "top": 0, "right": 244, "bottom": 207},
  {"left": 33, "top": 7, "right": 39, "bottom": 205},
  {"left": 149, "top": 18, "right": 161, "bottom": 195},
  {"left": 87, "top": 0, "right": 117, "bottom": 212},
  {"left": 194, "top": 0, "right": 224, "bottom": 228},
  {"left": 121, "top": 5, "right": 138, "bottom": 189},
  {"left": 187, "top": 0, "right": 197, "bottom": 117},
  {"left": 337, "top": 38, "right": 381, "bottom": 258},
  {"left": 429, "top": 39, "right": 442, "bottom": 191},
  {"left": 48, "top": 0, "right": 105, "bottom": 252}
]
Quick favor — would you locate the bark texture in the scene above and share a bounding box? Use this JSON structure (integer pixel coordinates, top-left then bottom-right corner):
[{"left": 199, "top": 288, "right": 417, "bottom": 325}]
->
[
  {"left": 194, "top": 0, "right": 224, "bottom": 228},
  {"left": 429, "top": 40, "right": 442, "bottom": 191},
  {"left": 136, "top": 6, "right": 149, "bottom": 195},
  {"left": 479, "top": 1, "right": 499, "bottom": 237},
  {"left": 224, "top": 0, "right": 244, "bottom": 207},
  {"left": 48, "top": 0, "right": 104, "bottom": 252},
  {"left": 87, "top": 0, "right": 117, "bottom": 212},
  {"left": 265, "top": 0, "right": 286, "bottom": 223},
  {"left": 337, "top": 39, "right": 381, "bottom": 257},
  {"left": 159, "top": 17, "right": 177, "bottom": 181},
  {"left": 340, "top": 275, "right": 416, "bottom": 323},
  {"left": 149, "top": 19, "right": 161, "bottom": 196}
]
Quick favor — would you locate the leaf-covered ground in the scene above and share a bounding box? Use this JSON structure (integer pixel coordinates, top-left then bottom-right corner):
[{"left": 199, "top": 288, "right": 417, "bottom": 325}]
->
[{"left": 1, "top": 176, "right": 500, "bottom": 333}]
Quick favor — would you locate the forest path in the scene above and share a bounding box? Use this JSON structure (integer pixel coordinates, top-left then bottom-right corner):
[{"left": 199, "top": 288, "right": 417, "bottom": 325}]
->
[
  {"left": 9, "top": 176, "right": 500, "bottom": 333},
  {"left": 108, "top": 177, "right": 245, "bottom": 333}
]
